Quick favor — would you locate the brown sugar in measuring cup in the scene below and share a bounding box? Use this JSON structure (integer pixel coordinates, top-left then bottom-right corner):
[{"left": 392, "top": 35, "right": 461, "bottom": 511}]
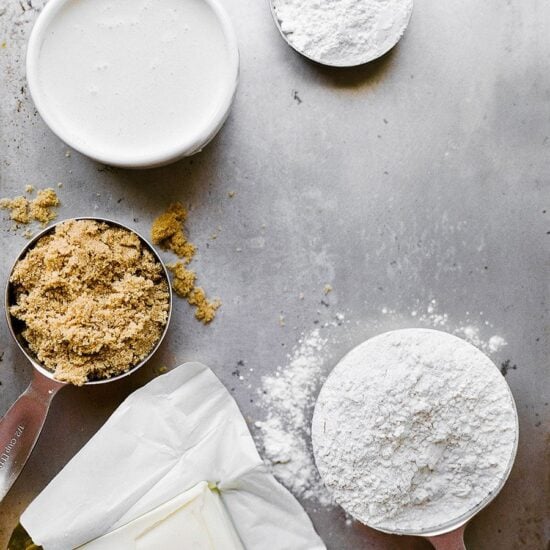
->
[{"left": 0, "top": 218, "right": 172, "bottom": 502}]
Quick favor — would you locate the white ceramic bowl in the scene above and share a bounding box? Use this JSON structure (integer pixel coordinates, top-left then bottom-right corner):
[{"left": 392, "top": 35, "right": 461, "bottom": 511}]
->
[{"left": 26, "top": 0, "right": 239, "bottom": 169}]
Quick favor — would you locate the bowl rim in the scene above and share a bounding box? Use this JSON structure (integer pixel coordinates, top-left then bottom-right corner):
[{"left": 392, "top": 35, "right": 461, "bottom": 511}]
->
[{"left": 26, "top": 0, "right": 239, "bottom": 169}]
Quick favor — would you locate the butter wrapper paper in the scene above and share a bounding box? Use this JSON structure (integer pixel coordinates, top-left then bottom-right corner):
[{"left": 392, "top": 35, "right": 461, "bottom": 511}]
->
[{"left": 22, "top": 362, "right": 326, "bottom": 550}]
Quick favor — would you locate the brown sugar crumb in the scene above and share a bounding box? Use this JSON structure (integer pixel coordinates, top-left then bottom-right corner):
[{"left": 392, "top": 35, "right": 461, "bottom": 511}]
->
[
  {"left": 188, "top": 288, "right": 220, "bottom": 324},
  {"left": 168, "top": 231, "right": 196, "bottom": 260},
  {"left": 9, "top": 219, "right": 170, "bottom": 385},
  {"left": 29, "top": 188, "right": 59, "bottom": 223},
  {"left": 168, "top": 262, "right": 196, "bottom": 297},
  {"left": 0, "top": 196, "right": 30, "bottom": 223},
  {"left": 151, "top": 202, "right": 196, "bottom": 263},
  {"left": 153, "top": 202, "right": 220, "bottom": 324},
  {"left": 0, "top": 187, "right": 59, "bottom": 225},
  {"left": 168, "top": 262, "right": 220, "bottom": 324}
]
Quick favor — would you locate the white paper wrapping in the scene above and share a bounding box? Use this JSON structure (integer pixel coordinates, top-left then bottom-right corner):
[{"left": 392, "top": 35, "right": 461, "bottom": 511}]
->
[{"left": 21, "top": 362, "right": 326, "bottom": 550}]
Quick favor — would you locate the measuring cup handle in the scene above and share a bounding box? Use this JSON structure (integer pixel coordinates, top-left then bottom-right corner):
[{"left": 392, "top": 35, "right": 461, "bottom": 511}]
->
[
  {"left": 0, "top": 370, "right": 64, "bottom": 502},
  {"left": 426, "top": 525, "right": 467, "bottom": 550}
]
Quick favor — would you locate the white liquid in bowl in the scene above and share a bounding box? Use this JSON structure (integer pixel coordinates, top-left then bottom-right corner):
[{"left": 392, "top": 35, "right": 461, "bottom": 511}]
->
[{"left": 28, "top": 0, "right": 238, "bottom": 167}]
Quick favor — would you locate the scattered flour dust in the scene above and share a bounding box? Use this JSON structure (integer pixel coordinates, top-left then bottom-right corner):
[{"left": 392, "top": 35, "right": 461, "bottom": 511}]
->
[
  {"left": 386, "top": 299, "right": 508, "bottom": 356},
  {"left": 312, "top": 329, "right": 517, "bottom": 532},
  {"left": 272, "top": 0, "right": 413, "bottom": 66},
  {"left": 255, "top": 301, "right": 509, "bottom": 508},
  {"left": 255, "top": 327, "right": 334, "bottom": 506}
]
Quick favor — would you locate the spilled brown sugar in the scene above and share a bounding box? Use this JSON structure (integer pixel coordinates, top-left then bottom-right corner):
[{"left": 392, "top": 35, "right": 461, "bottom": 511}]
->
[
  {"left": 0, "top": 187, "right": 59, "bottom": 225},
  {"left": 9, "top": 219, "right": 170, "bottom": 385},
  {"left": 188, "top": 288, "right": 220, "bottom": 324},
  {"left": 150, "top": 202, "right": 196, "bottom": 262},
  {"left": 30, "top": 188, "right": 59, "bottom": 223},
  {"left": 168, "top": 262, "right": 196, "bottom": 296},
  {"left": 168, "top": 263, "right": 220, "bottom": 324},
  {"left": 151, "top": 203, "right": 220, "bottom": 324}
]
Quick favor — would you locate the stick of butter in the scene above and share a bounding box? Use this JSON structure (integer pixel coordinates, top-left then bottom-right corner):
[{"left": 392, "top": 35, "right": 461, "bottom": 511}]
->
[{"left": 77, "top": 481, "right": 244, "bottom": 550}]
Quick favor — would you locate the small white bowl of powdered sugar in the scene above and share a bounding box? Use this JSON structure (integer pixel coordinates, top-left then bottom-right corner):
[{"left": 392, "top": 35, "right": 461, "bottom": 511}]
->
[
  {"left": 270, "top": 0, "right": 414, "bottom": 67},
  {"left": 312, "top": 328, "right": 519, "bottom": 548}
]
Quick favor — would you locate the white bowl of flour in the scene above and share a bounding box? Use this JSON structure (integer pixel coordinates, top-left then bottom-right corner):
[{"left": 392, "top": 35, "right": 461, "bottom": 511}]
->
[
  {"left": 312, "top": 329, "right": 518, "bottom": 537},
  {"left": 26, "top": 0, "right": 239, "bottom": 168},
  {"left": 270, "top": 0, "right": 413, "bottom": 67}
]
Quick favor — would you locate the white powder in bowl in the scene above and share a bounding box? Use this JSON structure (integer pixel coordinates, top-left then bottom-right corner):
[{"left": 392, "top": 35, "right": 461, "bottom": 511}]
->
[
  {"left": 271, "top": 0, "right": 413, "bottom": 66},
  {"left": 312, "top": 328, "right": 518, "bottom": 533}
]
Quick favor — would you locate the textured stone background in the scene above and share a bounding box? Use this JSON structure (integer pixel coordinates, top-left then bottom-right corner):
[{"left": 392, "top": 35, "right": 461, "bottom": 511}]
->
[{"left": 0, "top": 0, "right": 548, "bottom": 548}]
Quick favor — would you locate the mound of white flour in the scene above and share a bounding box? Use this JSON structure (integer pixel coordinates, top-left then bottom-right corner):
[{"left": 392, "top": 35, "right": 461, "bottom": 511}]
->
[
  {"left": 312, "top": 329, "right": 517, "bottom": 532},
  {"left": 272, "top": 0, "right": 413, "bottom": 66}
]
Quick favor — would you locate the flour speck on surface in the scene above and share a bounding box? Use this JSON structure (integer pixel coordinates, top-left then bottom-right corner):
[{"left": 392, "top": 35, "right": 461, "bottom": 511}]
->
[
  {"left": 312, "top": 329, "right": 517, "bottom": 532},
  {"left": 272, "top": 0, "right": 413, "bottom": 66},
  {"left": 488, "top": 334, "right": 507, "bottom": 353}
]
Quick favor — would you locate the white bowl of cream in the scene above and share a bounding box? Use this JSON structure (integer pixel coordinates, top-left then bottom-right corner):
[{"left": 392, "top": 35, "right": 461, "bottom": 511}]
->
[{"left": 26, "top": 0, "right": 239, "bottom": 168}]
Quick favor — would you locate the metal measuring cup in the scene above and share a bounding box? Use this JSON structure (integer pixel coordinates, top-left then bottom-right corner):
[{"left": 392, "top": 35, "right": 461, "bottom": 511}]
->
[
  {"left": 0, "top": 218, "right": 172, "bottom": 502},
  {"left": 267, "top": 0, "right": 414, "bottom": 67},
  {"left": 312, "top": 330, "right": 519, "bottom": 550}
]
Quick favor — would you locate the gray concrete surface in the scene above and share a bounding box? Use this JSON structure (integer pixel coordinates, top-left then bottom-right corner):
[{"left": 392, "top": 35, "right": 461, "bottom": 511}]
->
[{"left": 0, "top": 0, "right": 549, "bottom": 548}]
